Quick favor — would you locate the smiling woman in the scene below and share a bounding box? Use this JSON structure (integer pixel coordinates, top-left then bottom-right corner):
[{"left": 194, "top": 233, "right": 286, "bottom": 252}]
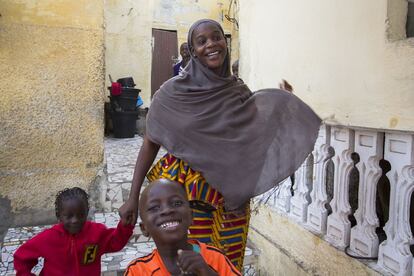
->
[
  {"left": 190, "top": 22, "right": 228, "bottom": 75},
  {"left": 119, "top": 19, "right": 321, "bottom": 272}
]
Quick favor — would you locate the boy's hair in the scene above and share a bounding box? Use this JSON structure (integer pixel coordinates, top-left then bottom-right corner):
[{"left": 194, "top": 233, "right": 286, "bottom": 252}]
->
[{"left": 54, "top": 187, "right": 89, "bottom": 218}]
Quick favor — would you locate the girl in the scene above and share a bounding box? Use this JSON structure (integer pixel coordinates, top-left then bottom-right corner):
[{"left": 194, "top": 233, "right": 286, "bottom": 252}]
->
[
  {"left": 120, "top": 19, "right": 320, "bottom": 270},
  {"left": 14, "top": 187, "right": 133, "bottom": 275}
]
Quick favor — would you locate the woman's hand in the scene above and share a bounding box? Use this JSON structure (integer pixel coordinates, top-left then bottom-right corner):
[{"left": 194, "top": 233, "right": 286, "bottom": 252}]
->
[
  {"left": 279, "top": 79, "right": 293, "bottom": 93},
  {"left": 119, "top": 198, "right": 139, "bottom": 226},
  {"left": 120, "top": 135, "right": 160, "bottom": 226},
  {"left": 177, "top": 249, "right": 218, "bottom": 276}
]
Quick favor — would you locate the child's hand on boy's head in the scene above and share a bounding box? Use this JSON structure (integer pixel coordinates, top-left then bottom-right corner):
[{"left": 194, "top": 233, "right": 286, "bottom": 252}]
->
[{"left": 177, "top": 249, "right": 218, "bottom": 276}]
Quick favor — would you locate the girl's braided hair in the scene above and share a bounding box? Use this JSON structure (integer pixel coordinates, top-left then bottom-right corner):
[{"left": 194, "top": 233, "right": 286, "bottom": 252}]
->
[{"left": 54, "top": 187, "right": 89, "bottom": 218}]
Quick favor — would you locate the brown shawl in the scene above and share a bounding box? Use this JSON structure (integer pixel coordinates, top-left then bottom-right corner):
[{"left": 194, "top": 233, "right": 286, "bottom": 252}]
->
[{"left": 146, "top": 19, "right": 321, "bottom": 210}]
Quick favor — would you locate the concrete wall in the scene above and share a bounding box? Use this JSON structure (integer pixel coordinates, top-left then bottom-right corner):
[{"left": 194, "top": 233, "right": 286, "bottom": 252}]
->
[
  {"left": 239, "top": 0, "right": 414, "bottom": 132},
  {"left": 239, "top": 0, "right": 413, "bottom": 274},
  {"left": 249, "top": 206, "right": 380, "bottom": 276},
  {"left": 0, "top": 0, "right": 105, "bottom": 229},
  {"left": 105, "top": 0, "right": 239, "bottom": 106}
]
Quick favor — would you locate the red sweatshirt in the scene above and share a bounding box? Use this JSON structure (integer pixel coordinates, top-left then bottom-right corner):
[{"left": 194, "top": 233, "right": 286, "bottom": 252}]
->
[{"left": 13, "top": 221, "right": 133, "bottom": 276}]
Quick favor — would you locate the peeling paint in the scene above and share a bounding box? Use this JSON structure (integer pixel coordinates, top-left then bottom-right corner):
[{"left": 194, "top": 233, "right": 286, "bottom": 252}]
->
[{"left": 389, "top": 117, "right": 399, "bottom": 128}]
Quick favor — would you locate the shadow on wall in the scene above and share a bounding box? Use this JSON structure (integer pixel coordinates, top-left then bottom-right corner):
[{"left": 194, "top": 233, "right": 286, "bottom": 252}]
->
[{"left": 0, "top": 196, "right": 13, "bottom": 241}]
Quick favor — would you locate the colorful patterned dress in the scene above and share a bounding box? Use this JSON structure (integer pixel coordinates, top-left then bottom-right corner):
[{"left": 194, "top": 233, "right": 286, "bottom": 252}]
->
[{"left": 147, "top": 154, "right": 250, "bottom": 271}]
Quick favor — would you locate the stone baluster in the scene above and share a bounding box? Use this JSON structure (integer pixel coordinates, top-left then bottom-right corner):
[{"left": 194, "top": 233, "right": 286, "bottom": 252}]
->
[
  {"left": 307, "top": 125, "right": 333, "bottom": 234},
  {"left": 290, "top": 154, "right": 313, "bottom": 223},
  {"left": 275, "top": 177, "right": 292, "bottom": 213},
  {"left": 253, "top": 185, "right": 278, "bottom": 211},
  {"left": 349, "top": 130, "right": 384, "bottom": 257},
  {"left": 378, "top": 133, "right": 414, "bottom": 276},
  {"left": 326, "top": 127, "right": 355, "bottom": 249}
]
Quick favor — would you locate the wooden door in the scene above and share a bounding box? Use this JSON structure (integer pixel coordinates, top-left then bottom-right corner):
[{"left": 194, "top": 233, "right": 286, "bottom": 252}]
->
[{"left": 151, "top": 29, "right": 178, "bottom": 97}]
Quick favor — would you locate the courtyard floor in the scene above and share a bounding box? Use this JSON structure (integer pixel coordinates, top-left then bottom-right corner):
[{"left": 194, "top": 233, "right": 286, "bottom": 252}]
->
[{"left": 0, "top": 135, "right": 259, "bottom": 275}]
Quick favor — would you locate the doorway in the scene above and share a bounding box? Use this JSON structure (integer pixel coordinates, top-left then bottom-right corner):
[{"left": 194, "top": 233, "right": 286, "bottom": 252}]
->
[{"left": 151, "top": 29, "right": 178, "bottom": 97}]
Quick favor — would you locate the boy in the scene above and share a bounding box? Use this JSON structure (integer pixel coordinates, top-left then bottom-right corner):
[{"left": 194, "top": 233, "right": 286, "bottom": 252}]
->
[
  {"left": 14, "top": 187, "right": 133, "bottom": 275},
  {"left": 173, "top": 42, "right": 191, "bottom": 76},
  {"left": 124, "top": 179, "right": 241, "bottom": 275}
]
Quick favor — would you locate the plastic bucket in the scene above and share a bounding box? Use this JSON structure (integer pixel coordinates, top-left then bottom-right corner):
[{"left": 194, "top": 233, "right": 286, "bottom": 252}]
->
[
  {"left": 107, "top": 87, "right": 141, "bottom": 100},
  {"left": 109, "top": 96, "right": 137, "bottom": 111},
  {"left": 120, "top": 88, "right": 141, "bottom": 99},
  {"left": 111, "top": 110, "right": 138, "bottom": 138}
]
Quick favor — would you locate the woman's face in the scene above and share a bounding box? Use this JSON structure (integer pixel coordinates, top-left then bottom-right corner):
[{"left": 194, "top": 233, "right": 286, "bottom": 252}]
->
[{"left": 191, "top": 22, "right": 227, "bottom": 75}]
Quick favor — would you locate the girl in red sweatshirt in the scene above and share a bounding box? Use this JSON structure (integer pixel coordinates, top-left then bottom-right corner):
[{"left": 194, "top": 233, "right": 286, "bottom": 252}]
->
[{"left": 13, "top": 187, "right": 133, "bottom": 276}]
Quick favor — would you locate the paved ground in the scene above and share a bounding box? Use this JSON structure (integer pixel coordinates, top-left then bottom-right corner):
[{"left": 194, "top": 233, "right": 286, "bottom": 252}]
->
[
  {"left": 100, "top": 136, "right": 167, "bottom": 211},
  {"left": 0, "top": 135, "right": 258, "bottom": 275}
]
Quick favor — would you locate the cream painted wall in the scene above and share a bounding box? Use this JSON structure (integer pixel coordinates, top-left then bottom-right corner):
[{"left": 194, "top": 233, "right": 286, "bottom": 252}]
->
[
  {"left": 0, "top": 0, "right": 104, "bottom": 226},
  {"left": 105, "top": 0, "right": 239, "bottom": 106},
  {"left": 239, "top": 0, "right": 414, "bottom": 131},
  {"left": 249, "top": 206, "right": 380, "bottom": 275}
]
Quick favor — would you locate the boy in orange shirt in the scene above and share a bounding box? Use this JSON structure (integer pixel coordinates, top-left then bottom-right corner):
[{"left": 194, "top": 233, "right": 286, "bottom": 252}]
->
[{"left": 124, "top": 179, "right": 241, "bottom": 276}]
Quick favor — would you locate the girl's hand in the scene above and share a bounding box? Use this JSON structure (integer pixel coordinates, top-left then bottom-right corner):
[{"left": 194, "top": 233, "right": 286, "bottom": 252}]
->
[
  {"left": 119, "top": 198, "right": 139, "bottom": 226},
  {"left": 177, "top": 249, "right": 218, "bottom": 276},
  {"left": 279, "top": 79, "right": 293, "bottom": 93}
]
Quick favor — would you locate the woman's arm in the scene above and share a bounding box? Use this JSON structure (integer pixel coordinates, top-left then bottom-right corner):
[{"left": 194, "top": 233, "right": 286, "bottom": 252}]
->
[{"left": 119, "top": 135, "right": 160, "bottom": 225}]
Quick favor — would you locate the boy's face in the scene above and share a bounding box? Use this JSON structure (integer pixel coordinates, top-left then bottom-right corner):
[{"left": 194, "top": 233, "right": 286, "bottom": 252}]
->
[
  {"left": 180, "top": 43, "right": 190, "bottom": 63},
  {"left": 59, "top": 198, "right": 88, "bottom": 235},
  {"left": 232, "top": 63, "right": 239, "bottom": 78},
  {"left": 140, "top": 180, "right": 192, "bottom": 245}
]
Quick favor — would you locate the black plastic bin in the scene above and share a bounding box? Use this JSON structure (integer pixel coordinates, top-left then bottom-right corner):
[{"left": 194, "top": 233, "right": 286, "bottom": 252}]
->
[
  {"left": 120, "top": 88, "right": 141, "bottom": 99},
  {"left": 109, "top": 96, "right": 137, "bottom": 111},
  {"left": 107, "top": 87, "right": 141, "bottom": 99},
  {"left": 111, "top": 110, "right": 138, "bottom": 138},
  {"left": 117, "top": 77, "right": 136, "bottom": 88}
]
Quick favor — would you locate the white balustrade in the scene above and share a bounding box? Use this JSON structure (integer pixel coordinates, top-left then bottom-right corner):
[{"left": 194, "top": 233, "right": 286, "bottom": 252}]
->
[
  {"left": 349, "top": 130, "right": 384, "bottom": 257},
  {"left": 326, "top": 127, "right": 355, "bottom": 249},
  {"left": 378, "top": 133, "right": 414, "bottom": 276},
  {"left": 253, "top": 124, "right": 414, "bottom": 275},
  {"left": 307, "top": 125, "right": 332, "bottom": 234},
  {"left": 254, "top": 185, "right": 278, "bottom": 211},
  {"left": 274, "top": 177, "right": 292, "bottom": 213},
  {"left": 290, "top": 154, "right": 313, "bottom": 223}
]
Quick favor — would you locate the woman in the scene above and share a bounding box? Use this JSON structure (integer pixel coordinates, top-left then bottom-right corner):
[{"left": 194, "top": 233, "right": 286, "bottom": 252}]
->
[{"left": 120, "top": 19, "right": 320, "bottom": 270}]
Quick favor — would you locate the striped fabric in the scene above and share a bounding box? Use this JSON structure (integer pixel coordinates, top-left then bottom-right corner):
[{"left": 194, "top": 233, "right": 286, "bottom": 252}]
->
[{"left": 147, "top": 154, "right": 250, "bottom": 271}]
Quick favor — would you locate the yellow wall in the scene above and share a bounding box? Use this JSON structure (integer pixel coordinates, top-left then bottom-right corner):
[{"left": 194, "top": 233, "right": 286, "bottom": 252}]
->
[
  {"left": 250, "top": 206, "right": 380, "bottom": 275},
  {"left": 0, "top": 0, "right": 104, "bottom": 226},
  {"left": 239, "top": 0, "right": 414, "bottom": 131},
  {"left": 105, "top": 0, "right": 239, "bottom": 106}
]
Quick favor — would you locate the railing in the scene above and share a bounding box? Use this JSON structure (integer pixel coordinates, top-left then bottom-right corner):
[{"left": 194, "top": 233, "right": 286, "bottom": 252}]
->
[{"left": 254, "top": 124, "right": 414, "bottom": 276}]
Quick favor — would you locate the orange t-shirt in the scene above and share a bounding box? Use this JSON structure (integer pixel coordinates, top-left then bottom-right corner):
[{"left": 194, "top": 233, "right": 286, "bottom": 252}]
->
[{"left": 124, "top": 240, "right": 241, "bottom": 276}]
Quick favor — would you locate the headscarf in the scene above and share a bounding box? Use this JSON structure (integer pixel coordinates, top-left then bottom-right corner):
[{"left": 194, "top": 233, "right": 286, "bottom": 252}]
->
[{"left": 146, "top": 19, "right": 321, "bottom": 210}]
